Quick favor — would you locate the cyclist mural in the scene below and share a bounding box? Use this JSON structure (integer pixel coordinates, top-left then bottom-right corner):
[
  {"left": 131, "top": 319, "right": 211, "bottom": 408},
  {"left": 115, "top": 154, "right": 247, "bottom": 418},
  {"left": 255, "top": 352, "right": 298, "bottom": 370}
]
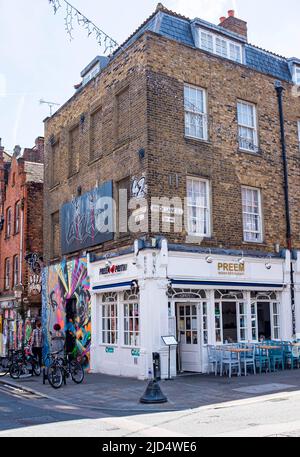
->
[{"left": 42, "top": 257, "right": 91, "bottom": 370}]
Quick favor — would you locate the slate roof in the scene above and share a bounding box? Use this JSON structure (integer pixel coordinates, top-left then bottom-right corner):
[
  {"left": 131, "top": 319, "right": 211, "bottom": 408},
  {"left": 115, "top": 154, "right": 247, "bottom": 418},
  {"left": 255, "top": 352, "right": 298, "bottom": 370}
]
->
[{"left": 113, "top": 4, "right": 295, "bottom": 83}]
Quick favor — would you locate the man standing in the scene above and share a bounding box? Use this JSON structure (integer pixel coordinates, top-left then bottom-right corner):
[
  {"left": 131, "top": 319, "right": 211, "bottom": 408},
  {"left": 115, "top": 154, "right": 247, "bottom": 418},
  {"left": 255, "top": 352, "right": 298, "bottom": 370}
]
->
[{"left": 31, "top": 320, "right": 43, "bottom": 367}]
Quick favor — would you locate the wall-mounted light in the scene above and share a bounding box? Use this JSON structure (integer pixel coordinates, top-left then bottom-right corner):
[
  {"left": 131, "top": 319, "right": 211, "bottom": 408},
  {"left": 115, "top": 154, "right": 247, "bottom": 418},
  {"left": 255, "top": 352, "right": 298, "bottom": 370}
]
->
[
  {"left": 238, "top": 252, "right": 245, "bottom": 265},
  {"left": 205, "top": 249, "right": 213, "bottom": 264},
  {"left": 265, "top": 256, "right": 272, "bottom": 270}
]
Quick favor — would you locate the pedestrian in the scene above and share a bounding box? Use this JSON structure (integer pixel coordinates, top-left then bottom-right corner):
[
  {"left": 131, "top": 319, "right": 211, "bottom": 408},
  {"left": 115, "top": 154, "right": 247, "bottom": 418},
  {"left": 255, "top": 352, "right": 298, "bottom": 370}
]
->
[
  {"left": 50, "top": 323, "right": 65, "bottom": 354},
  {"left": 31, "top": 320, "right": 43, "bottom": 367}
]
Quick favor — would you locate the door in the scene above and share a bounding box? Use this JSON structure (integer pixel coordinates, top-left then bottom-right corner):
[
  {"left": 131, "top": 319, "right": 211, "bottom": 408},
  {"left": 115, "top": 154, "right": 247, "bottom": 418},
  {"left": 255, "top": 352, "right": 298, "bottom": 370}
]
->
[{"left": 176, "top": 303, "right": 202, "bottom": 372}]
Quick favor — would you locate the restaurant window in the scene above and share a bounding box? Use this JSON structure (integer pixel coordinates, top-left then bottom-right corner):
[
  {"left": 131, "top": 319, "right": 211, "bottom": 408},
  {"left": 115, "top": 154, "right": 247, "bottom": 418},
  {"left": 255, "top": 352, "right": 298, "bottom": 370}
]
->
[
  {"left": 237, "top": 101, "right": 258, "bottom": 152},
  {"left": 5, "top": 258, "right": 10, "bottom": 290},
  {"left": 13, "top": 255, "right": 19, "bottom": 287},
  {"left": 215, "top": 291, "right": 245, "bottom": 344},
  {"left": 251, "top": 292, "right": 280, "bottom": 341},
  {"left": 6, "top": 207, "right": 12, "bottom": 238},
  {"left": 238, "top": 302, "right": 247, "bottom": 342},
  {"left": 15, "top": 201, "right": 21, "bottom": 234},
  {"left": 123, "top": 291, "right": 139, "bottom": 347},
  {"left": 101, "top": 293, "right": 118, "bottom": 345},
  {"left": 251, "top": 302, "right": 258, "bottom": 341},
  {"left": 187, "top": 177, "right": 211, "bottom": 237},
  {"left": 242, "top": 187, "right": 263, "bottom": 243},
  {"left": 184, "top": 84, "right": 208, "bottom": 140}
]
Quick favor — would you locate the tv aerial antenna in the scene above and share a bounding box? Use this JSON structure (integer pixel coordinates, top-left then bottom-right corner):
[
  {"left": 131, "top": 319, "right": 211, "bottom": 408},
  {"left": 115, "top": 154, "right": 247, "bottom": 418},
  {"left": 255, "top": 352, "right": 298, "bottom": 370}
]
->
[{"left": 39, "top": 99, "right": 60, "bottom": 116}]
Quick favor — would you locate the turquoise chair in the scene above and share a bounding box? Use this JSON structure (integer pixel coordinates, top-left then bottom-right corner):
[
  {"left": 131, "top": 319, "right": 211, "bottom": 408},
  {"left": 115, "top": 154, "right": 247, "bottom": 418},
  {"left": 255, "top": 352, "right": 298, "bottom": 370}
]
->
[
  {"left": 255, "top": 346, "right": 270, "bottom": 374},
  {"left": 269, "top": 345, "right": 284, "bottom": 372}
]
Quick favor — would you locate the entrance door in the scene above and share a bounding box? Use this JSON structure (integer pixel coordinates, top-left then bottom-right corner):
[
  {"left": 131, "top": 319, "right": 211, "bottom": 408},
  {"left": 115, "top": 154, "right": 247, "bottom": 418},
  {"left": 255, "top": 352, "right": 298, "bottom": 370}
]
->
[{"left": 176, "top": 303, "right": 202, "bottom": 373}]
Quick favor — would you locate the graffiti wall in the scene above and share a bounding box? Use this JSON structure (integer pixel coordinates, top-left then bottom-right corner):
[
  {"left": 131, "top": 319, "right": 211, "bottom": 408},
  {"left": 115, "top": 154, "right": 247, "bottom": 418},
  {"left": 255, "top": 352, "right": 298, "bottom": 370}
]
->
[{"left": 42, "top": 257, "right": 91, "bottom": 369}]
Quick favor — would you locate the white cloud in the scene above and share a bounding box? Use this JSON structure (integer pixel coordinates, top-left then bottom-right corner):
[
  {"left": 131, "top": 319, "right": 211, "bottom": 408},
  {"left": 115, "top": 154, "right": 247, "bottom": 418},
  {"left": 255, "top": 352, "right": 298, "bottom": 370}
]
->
[{"left": 168, "top": 0, "right": 237, "bottom": 22}]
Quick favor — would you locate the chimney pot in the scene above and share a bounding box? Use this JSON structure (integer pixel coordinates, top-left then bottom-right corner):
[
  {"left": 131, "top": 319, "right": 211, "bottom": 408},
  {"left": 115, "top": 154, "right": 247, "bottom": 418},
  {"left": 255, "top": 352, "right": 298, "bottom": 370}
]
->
[
  {"left": 228, "top": 10, "right": 235, "bottom": 17},
  {"left": 220, "top": 16, "right": 226, "bottom": 23}
]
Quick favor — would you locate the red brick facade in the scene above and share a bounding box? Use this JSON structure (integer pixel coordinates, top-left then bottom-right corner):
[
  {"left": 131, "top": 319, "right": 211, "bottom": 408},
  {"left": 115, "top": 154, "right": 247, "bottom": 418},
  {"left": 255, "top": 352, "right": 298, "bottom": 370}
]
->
[{"left": 0, "top": 138, "right": 44, "bottom": 352}]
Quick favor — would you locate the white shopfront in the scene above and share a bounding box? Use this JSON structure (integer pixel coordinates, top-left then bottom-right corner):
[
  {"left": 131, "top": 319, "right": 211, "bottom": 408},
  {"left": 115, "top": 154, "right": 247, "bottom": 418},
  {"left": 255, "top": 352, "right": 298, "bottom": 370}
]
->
[{"left": 88, "top": 240, "right": 296, "bottom": 380}]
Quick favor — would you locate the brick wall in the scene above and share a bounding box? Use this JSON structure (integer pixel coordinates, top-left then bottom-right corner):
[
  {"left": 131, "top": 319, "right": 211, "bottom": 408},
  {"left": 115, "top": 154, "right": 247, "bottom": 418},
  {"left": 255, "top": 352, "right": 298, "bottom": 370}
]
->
[{"left": 43, "top": 31, "right": 300, "bottom": 261}]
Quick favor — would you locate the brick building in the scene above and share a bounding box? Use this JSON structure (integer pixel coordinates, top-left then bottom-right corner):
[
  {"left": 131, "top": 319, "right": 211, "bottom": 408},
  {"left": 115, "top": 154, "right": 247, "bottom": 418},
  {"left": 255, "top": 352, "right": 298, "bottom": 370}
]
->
[
  {"left": 43, "top": 4, "right": 300, "bottom": 378},
  {"left": 0, "top": 137, "right": 44, "bottom": 356}
]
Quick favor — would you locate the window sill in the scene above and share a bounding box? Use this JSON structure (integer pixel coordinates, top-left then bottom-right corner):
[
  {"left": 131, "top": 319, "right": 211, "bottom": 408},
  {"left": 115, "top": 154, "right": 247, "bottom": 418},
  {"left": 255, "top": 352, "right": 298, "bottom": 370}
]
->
[
  {"left": 238, "top": 148, "right": 262, "bottom": 157},
  {"left": 185, "top": 136, "right": 211, "bottom": 146},
  {"left": 242, "top": 240, "right": 266, "bottom": 247}
]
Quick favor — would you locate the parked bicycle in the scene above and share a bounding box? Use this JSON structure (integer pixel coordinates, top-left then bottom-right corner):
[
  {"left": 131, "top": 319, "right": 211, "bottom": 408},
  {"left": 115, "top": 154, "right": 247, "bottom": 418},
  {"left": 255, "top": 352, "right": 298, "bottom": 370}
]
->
[
  {"left": 9, "top": 347, "right": 41, "bottom": 379},
  {"left": 0, "top": 349, "right": 24, "bottom": 377},
  {"left": 47, "top": 351, "right": 84, "bottom": 389}
]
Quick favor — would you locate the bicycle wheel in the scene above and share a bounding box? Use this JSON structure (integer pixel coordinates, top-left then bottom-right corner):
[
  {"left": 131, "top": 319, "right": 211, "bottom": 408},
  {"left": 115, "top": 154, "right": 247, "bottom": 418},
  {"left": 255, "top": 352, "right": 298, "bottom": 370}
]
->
[
  {"left": 0, "top": 358, "right": 9, "bottom": 377},
  {"left": 10, "top": 363, "right": 21, "bottom": 379},
  {"left": 70, "top": 360, "right": 84, "bottom": 384},
  {"left": 47, "top": 365, "right": 63, "bottom": 389},
  {"left": 32, "top": 360, "right": 41, "bottom": 377}
]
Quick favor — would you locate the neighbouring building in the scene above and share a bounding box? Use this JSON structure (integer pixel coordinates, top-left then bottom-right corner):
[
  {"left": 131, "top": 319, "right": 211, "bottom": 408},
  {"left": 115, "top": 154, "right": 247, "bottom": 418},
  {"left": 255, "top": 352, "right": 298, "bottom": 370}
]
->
[
  {"left": 0, "top": 137, "right": 44, "bottom": 356},
  {"left": 43, "top": 4, "right": 300, "bottom": 379}
]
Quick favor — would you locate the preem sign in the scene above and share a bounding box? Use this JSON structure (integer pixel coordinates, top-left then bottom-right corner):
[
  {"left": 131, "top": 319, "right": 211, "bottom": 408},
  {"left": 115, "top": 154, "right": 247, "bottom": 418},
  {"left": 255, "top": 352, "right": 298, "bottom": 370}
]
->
[{"left": 217, "top": 262, "right": 245, "bottom": 276}]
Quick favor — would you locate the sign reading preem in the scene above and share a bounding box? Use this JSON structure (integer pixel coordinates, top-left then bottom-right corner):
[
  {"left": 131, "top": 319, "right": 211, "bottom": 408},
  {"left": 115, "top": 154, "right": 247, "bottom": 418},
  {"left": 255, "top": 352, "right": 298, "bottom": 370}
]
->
[{"left": 217, "top": 262, "right": 245, "bottom": 276}]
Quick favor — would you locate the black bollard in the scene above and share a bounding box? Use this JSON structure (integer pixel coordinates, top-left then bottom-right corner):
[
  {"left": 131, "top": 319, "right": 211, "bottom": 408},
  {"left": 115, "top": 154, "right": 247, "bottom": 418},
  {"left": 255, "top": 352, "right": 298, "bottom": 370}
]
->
[{"left": 140, "top": 365, "right": 168, "bottom": 404}]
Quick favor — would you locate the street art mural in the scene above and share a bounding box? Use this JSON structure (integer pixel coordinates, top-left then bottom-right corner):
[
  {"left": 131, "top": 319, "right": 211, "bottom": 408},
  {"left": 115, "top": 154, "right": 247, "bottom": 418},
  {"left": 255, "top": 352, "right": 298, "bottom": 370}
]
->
[
  {"left": 42, "top": 257, "right": 91, "bottom": 370},
  {"left": 60, "top": 181, "right": 114, "bottom": 255},
  {"left": 25, "top": 252, "right": 43, "bottom": 296}
]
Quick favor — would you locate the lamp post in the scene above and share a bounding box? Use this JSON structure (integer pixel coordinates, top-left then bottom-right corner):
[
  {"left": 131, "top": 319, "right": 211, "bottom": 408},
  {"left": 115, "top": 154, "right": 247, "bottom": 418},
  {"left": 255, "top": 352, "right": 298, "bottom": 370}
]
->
[{"left": 14, "top": 284, "right": 26, "bottom": 350}]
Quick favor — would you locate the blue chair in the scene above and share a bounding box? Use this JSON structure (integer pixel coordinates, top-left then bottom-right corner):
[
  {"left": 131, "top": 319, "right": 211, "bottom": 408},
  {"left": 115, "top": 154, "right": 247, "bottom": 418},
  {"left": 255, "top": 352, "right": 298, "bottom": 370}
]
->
[
  {"left": 284, "top": 345, "right": 300, "bottom": 369},
  {"left": 269, "top": 345, "right": 285, "bottom": 372},
  {"left": 220, "top": 348, "right": 241, "bottom": 378},
  {"left": 207, "top": 346, "right": 220, "bottom": 376},
  {"left": 240, "top": 345, "right": 256, "bottom": 376},
  {"left": 255, "top": 346, "right": 271, "bottom": 374}
]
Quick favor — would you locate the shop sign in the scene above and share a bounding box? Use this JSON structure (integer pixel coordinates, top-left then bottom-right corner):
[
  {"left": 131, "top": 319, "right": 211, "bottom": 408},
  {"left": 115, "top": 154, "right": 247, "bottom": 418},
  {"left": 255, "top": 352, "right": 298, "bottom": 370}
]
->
[
  {"left": 99, "top": 264, "right": 128, "bottom": 275},
  {"left": 131, "top": 349, "right": 140, "bottom": 357},
  {"left": 105, "top": 347, "right": 115, "bottom": 354},
  {"left": 217, "top": 262, "right": 245, "bottom": 276}
]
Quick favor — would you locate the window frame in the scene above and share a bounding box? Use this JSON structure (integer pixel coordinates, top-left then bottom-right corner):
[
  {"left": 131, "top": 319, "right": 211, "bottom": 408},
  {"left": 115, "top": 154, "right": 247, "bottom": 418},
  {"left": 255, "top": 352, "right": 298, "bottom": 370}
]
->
[
  {"left": 6, "top": 207, "right": 12, "bottom": 238},
  {"left": 184, "top": 84, "right": 208, "bottom": 141},
  {"left": 13, "top": 255, "right": 19, "bottom": 287},
  {"left": 237, "top": 100, "right": 259, "bottom": 153},
  {"left": 101, "top": 293, "right": 118, "bottom": 346},
  {"left": 4, "top": 258, "right": 10, "bottom": 290},
  {"left": 15, "top": 201, "right": 21, "bottom": 234},
  {"left": 197, "top": 27, "right": 244, "bottom": 64},
  {"left": 123, "top": 293, "right": 140, "bottom": 348},
  {"left": 294, "top": 66, "right": 300, "bottom": 85},
  {"left": 241, "top": 186, "right": 263, "bottom": 244},
  {"left": 186, "top": 177, "right": 211, "bottom": 238}
]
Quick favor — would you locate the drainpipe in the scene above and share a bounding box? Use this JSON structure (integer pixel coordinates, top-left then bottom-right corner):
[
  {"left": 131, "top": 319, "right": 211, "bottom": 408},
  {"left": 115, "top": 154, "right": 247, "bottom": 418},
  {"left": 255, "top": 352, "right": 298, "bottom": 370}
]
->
[{"left": 275, "top": 80, "right": 296, "bottom": 336}]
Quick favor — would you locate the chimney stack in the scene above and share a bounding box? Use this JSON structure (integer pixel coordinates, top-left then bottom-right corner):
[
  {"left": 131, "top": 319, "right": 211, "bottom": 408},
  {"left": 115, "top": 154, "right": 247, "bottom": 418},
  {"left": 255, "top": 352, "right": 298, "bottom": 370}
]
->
[{"left": 218, "top": 10, "right": 248, "bottom": 41}]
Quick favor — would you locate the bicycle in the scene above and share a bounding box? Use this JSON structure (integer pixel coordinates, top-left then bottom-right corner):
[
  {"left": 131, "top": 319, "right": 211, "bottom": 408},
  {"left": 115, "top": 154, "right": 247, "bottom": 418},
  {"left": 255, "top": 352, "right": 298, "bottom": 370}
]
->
[
  {"left": 9, "top": 348, "right": 41, "bottom": 379},
  {"left": 47, "top": 352, "right": 84, "bottom": 389},
  {"left": 0, "top": 350, "right": 23, "bottom": 377}
]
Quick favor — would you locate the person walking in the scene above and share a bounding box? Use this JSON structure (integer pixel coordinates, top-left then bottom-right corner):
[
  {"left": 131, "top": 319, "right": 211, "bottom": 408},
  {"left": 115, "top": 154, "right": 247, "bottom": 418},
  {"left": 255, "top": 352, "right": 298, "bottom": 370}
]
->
[{"left": 31, "top": 320, "right": 43, "bottom": 367}]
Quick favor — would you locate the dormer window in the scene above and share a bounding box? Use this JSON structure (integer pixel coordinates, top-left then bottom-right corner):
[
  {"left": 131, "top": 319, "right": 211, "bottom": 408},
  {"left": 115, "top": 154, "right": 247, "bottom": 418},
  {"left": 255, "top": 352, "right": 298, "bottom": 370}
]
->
[
  {"left": 295, "top": 67, "right": 300, "bottom": 85},
  {"left": 197, "top": 27, "right": 243, "bottom": 64}
]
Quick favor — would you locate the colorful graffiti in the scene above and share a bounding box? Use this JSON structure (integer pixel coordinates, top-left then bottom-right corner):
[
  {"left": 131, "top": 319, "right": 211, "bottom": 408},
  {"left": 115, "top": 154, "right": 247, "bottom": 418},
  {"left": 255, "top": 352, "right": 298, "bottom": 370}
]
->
[{"left": 42, "top": 257, "right": 91, "bottom": 369}]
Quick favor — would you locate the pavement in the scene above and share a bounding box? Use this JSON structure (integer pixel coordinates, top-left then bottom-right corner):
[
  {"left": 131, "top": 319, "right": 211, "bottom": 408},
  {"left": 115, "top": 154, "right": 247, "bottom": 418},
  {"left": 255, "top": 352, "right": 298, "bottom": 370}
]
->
[{"left": 2, "top": 368, "right": 300, "bottom": 413}]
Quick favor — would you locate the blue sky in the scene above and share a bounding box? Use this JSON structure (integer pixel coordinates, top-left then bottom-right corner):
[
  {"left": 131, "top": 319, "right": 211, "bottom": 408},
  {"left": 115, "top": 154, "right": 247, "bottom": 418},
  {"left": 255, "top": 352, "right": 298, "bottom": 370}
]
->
[{"left": 0, "top": 0, "right": 299, "bottom": 152}]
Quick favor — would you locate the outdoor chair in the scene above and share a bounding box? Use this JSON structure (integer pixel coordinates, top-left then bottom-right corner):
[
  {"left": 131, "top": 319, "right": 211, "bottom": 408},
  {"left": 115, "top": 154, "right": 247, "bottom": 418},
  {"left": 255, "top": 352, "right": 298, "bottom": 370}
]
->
[
  {"left": 240, "top": 345, "right": 256, "bottom": 376},
  {"left": 207, "top": 345, "right": 220, "bottom": 376},
  {"left": 220, "top": 349, "right": 241, "bottom": 378},
  {"left": 269, "top": 345, "right": 285, "bottom": 372},
  {"left": 284, "top": 345, "right": 300, "bottom": 369},
  {"left": 255, "top": 346, "right": 271, "bottom": 374}
]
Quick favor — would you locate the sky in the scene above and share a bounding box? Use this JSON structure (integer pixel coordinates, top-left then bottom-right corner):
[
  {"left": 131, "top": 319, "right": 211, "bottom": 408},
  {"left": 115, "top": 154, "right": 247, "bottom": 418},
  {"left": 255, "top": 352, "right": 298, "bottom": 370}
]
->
[{"left": 0, "top": 0, "right": 299, "bottom": 153}]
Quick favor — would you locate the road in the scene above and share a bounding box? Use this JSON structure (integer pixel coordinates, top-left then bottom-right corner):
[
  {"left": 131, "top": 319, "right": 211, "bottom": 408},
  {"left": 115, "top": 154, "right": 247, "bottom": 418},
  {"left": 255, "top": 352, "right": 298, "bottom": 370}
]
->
[{"left": 1, "top": 382, "right": 300, "bottom": 437}]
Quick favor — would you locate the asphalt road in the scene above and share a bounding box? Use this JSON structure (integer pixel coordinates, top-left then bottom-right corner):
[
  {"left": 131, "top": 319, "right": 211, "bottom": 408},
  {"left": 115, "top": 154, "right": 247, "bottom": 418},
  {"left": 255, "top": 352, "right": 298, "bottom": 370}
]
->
[{"left": 2, "top": 381, "right": 300, "bottom": 437}]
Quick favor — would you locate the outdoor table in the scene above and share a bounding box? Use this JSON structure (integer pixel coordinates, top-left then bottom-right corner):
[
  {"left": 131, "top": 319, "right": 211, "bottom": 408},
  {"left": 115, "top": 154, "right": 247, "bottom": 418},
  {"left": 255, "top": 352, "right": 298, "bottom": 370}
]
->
[
  {"left": 257, "top": 345, "right": 281, "bottom": 350},
  {"left": 218, "top": 347, "right": 253, "bottom": 377}
]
